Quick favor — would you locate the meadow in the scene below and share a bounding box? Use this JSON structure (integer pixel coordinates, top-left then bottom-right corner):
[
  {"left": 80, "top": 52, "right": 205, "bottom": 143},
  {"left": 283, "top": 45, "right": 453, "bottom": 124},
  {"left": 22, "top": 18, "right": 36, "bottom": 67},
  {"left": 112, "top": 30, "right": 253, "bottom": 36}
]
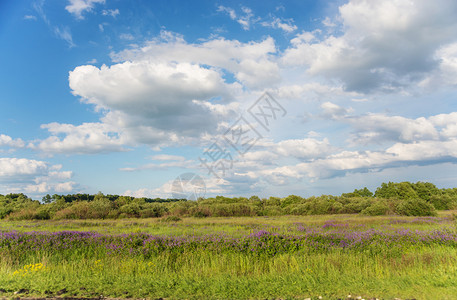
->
[{"left": 1, "top": 212, "right": 457, "bottom": 299}]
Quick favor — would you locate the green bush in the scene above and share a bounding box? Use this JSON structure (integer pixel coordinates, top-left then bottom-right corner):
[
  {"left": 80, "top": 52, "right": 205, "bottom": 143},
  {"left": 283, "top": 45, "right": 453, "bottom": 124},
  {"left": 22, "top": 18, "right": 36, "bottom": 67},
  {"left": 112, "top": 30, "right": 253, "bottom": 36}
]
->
[
  {"left": 0, "top": 207, "right": 13, "bottom": 219},
  {"left": 284, "top": 204, "right": 308, "bottom": 215},
  {"left": 361, "top": 201, "right": 390, "bottom": 216},
  {"left": 395, "top": 198, "right": 437, "bottom": 216},
  {"left": 119, "top": 203, "right": 141, "bottom": 217},
  {"left": 338, "top": 197, "right": 373, "bottom": 214},
  {"left": 208, "top": 203, "right": 256, "bottom": 217},
  {"left": 89, "top": 198, "right": 113, "bottom": 219},
  {"left": 429, "top": 194, "right": 457, "bottom": 210},
  {"left": 261, "top": 207, "right": 282, "bottom": 216},
  {"left": 53, "top": 201, "right": 91, "bottom": 219},
  {"left": 193, "top": 209, "right": 210, "bottom": 218},
  {"left": 139, "top": 203, "right": 168, "bottom": 218}
]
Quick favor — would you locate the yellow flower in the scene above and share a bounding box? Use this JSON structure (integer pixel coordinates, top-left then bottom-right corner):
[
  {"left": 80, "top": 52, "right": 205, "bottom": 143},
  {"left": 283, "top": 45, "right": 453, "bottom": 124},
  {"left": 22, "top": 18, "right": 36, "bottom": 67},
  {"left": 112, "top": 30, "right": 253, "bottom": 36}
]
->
[{"left": 13, "top": 263, "right": 46, "bottom": 276}]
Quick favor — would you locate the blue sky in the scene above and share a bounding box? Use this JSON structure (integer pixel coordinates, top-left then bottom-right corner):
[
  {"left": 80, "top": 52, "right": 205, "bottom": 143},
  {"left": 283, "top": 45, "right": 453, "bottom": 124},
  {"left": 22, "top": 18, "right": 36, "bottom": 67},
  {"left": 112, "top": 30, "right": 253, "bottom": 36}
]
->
[{"left": 1, "top": 0, "right": 457, "bottom": 200}]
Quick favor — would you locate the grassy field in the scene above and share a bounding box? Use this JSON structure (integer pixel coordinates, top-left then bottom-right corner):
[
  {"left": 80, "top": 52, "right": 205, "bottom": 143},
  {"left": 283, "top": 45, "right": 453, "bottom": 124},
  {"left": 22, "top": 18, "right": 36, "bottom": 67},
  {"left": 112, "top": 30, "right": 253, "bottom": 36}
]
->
[{"left": 1, "top": 212, "right": 457, "bottom": 299}]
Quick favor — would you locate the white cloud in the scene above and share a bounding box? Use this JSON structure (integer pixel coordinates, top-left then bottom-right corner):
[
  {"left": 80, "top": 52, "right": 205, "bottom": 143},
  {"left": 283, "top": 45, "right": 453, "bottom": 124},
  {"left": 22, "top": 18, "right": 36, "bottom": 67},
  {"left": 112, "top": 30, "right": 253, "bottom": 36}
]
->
[
  {"left": 217, "top": 6, "right": 236, "bottom": 20},
  {"left": 120, "top": 33, "right": 134, "bottom": 40},
  {"left": 0, "top": 158, "right": 47, "bottom": 178},
  {"left": 32, "top": 122, "right": 128, "bottom": 154},
  {"left": 429, "top": 112, "right": 457, "bottom": 138},
  {"left": 320, "top": 102, "right": 350, "bottom": 119},
  {"left": 120, "top": 160, "right": 194, "bottom": 172},
  {"left": 282, "top": 0, "right": 457, "bottom": 93},
  {"left": 276, "top": 138, "right": 334, "bottom": 159},
  {"left": 217, "top": 5, "right": 296, "bottom": 33},
  {"left": 65, "top": 0, "right": 105, "bottom": 19},
  {"left": 243, "top": 137, "right": 457, "bottom": 183},
  {"left": 111, "top": 32, "right": 279, "bottom": 89},
  {"left": 24, "top": 15, "right": 37, "bottom": 21},
  {"left": 102, "top": 9, "right": 119, "bottom": 18},
  {"left": 33, "top": 1, "right": 75, "bottom": 47},
  {"left": 260, "top": 17, "right": 297, "bottom": 33},
  {"left": 346, "top": 114, "right": 439, "bottom": 145},
  {"left": 32, "top": 33, "right": 280, "bottom": 154},
  {"left": 54, "top": 26, "right": 75, "bottom": 48},
  {"left": 420, "top": 42, "right": 457, "bottom": 87},
  {"left": 150, "top": 154, "right": 186, "bottom": 161},
  {"left": 0, "top": 134, "right": 25, "bottom": 148},
  {"left": 120, "top": 155, "right": 194, "bottom": 172},
  {"left": 0, "top": 158, "right": 75, "bottom": 195},
  {"left": 217, "top": 6, "right": 256, "bottom": 30}
]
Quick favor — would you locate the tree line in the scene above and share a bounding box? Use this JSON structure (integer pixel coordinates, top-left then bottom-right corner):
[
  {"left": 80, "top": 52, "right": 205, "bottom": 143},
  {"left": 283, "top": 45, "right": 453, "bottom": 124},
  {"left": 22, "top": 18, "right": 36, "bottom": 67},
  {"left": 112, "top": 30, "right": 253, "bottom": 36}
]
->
[{"left": 1, "top": 181, "right": 456, "bottom": 220}]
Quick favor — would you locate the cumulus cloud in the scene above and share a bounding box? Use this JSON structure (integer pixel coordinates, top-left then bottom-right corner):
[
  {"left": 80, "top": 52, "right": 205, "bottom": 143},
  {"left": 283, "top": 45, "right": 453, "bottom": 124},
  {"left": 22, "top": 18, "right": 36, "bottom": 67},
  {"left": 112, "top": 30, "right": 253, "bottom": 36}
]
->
[
  {"left": 242, "top": 137, "right": 457, "bottom": 184},
  {"left": 65, "top": 0, "right": 105, "bottom": 19},
  {"left": 32, "top": 122, "right": 127, "bottom": 154},
  {"left": 0, "top": 134, "right": 25, "bottom": 149},
  {"left": 33, "top": 32, "right": 280, "bottom": 154},
  {"left": 320, "top": 102, "right": 350, "bottom": 119},
  {"left": 282, "top": 0, "right": 457, "bottom": 93},
  {"left": 346, "top": 114, "right": 440, "bottom": 145},
  {"left": 0, "top": 158, "right": 75, "bottom": 195},
  {"left": 111, "top": 32, "right": 279, "bottom": 89},
  {"left": 276, "top": 138, "right": 335, "bottom": 159}
]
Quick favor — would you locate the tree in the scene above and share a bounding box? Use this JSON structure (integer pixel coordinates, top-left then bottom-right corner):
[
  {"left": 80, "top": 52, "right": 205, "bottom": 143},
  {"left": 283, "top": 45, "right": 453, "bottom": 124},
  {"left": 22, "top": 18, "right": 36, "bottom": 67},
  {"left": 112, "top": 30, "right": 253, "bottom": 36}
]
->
[{"left": 375, "top": 182, "right": 418, "bottom": 199}]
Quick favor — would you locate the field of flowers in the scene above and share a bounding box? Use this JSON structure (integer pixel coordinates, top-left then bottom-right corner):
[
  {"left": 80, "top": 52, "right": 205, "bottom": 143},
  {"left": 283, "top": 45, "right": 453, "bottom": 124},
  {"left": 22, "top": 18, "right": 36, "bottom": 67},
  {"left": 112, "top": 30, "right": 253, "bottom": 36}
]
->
[{"left": 1, "top": 213, "right": 457, "bottom": 299}]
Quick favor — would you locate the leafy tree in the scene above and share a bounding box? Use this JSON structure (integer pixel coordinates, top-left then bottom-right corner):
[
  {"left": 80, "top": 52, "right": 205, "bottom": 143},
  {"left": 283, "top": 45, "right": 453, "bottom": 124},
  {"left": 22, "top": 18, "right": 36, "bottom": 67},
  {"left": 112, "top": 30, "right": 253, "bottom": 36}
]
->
[
  {"left": 375, "top": 182, "right": 418, "bottom": 199},
  {"left": 342, "top": 187, "right": 373, "bottom": 198}
]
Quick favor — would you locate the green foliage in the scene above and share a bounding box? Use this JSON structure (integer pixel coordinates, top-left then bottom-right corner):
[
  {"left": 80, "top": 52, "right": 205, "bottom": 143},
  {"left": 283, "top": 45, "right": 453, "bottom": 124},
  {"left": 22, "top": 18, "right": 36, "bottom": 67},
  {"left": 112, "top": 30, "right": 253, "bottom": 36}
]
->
[
  {"left": 361, "top": 201, "right": 390, "bottom": 216},
  {"left": 395, "top": 198, "right": 437, "bottom": 216},
  {"left": 342, "top": 187, "right": 373, "bottom": 198},
  {"left": 1, "top": 181, "right": 454, "bottom": 220},
  {"left": 375, "top": 182, "right": 419, "bottom": 199}
]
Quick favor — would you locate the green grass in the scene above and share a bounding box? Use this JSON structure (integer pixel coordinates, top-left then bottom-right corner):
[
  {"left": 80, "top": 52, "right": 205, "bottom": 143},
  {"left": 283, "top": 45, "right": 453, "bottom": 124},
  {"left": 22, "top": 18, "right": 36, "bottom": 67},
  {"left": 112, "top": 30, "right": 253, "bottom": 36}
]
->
[{"left": 1, "top": 212, "right": 457, "bottom": 299}]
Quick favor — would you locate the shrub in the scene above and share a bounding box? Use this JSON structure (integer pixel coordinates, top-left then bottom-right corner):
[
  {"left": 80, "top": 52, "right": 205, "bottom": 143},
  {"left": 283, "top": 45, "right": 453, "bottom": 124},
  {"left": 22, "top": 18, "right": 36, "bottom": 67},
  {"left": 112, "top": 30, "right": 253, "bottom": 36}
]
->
[
  {"left": 139, "top": 203, "right": 168, "bottom": 218},
  {"left": 338, "top": 197, "right": 373, "bottom": 214},
  {"left": 53, "top": 201, "right": 91, "bottom": 219},
  {"left": 361, "top": 201, "right": 390, "bottom": 216},
  {"left": 395, "top": 198, "right": 437, "bottom": 216},
  {"left": 209, "top": 203, "right": 256, "bottom": 217},
  {"left": 35, "top": 206, "right": 52, "bottom": 220},
  {"left": 429, "top": 194, "right": 457, "bottom": 210},
  {"left": 89, "top": 198, "right": 113, "bottom": 219},
  {"left": 119, "top": 203, "right": 141, "bottom": 218},
  {"left": 0, "top": 207, "right": 13, "bottom": 219},
  {"left": 7, "top": 208, "right": 38, "bottom": 220},
  {"left": 285, "top": 204, "right": 308, "bottom": 215},
  {"left": 261, "top": 207, "right": 282, "bottom": 216},
  {"left": 193, "top": 209, "right": 210, "bottom": 218}
]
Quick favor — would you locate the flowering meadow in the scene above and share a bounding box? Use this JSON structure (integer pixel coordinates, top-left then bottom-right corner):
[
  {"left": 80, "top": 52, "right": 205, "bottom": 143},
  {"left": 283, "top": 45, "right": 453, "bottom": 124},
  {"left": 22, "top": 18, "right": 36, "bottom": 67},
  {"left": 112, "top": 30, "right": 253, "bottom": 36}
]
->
[{"left": 1, "top": 214, "right": 457, "bottom": 299}]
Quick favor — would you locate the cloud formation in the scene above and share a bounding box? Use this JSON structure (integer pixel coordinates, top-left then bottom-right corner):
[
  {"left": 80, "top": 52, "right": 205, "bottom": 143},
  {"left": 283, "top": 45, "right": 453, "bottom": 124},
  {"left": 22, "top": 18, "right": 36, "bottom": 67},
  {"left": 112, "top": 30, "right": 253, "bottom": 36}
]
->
[
  {"left": 282, "top": 0, "right": 457, "bottom": 93},
  {"left": 0, "top": 158, "right": 75, "bottom": 195},
  {"left": 65, "top": 0, "right": 105, "bottom": 19}
]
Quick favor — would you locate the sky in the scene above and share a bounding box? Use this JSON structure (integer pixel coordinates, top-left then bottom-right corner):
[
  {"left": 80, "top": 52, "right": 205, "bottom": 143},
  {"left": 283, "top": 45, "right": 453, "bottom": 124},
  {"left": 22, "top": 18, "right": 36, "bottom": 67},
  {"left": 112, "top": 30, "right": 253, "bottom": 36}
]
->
[{"left": 1, "top": 0, "right": 457, "bottom": 200}]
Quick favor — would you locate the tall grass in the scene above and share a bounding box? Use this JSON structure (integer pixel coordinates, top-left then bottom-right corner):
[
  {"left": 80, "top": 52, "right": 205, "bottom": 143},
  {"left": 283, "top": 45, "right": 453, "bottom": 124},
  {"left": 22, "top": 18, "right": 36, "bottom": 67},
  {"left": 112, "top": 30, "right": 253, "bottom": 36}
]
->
[
  {"left": 1, "top": 248, "right": 457, "bottom": 299},
  {"left": 1, "top": 214, "right": 457, "bottom": 299}
]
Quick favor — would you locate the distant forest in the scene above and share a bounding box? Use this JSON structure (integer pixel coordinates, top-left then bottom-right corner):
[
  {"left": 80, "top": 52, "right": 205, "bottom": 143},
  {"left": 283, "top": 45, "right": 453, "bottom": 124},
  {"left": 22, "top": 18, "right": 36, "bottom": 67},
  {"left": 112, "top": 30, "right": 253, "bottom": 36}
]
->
[{"left": 1, "top": 182, "right": 456, "bottom": 220}]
